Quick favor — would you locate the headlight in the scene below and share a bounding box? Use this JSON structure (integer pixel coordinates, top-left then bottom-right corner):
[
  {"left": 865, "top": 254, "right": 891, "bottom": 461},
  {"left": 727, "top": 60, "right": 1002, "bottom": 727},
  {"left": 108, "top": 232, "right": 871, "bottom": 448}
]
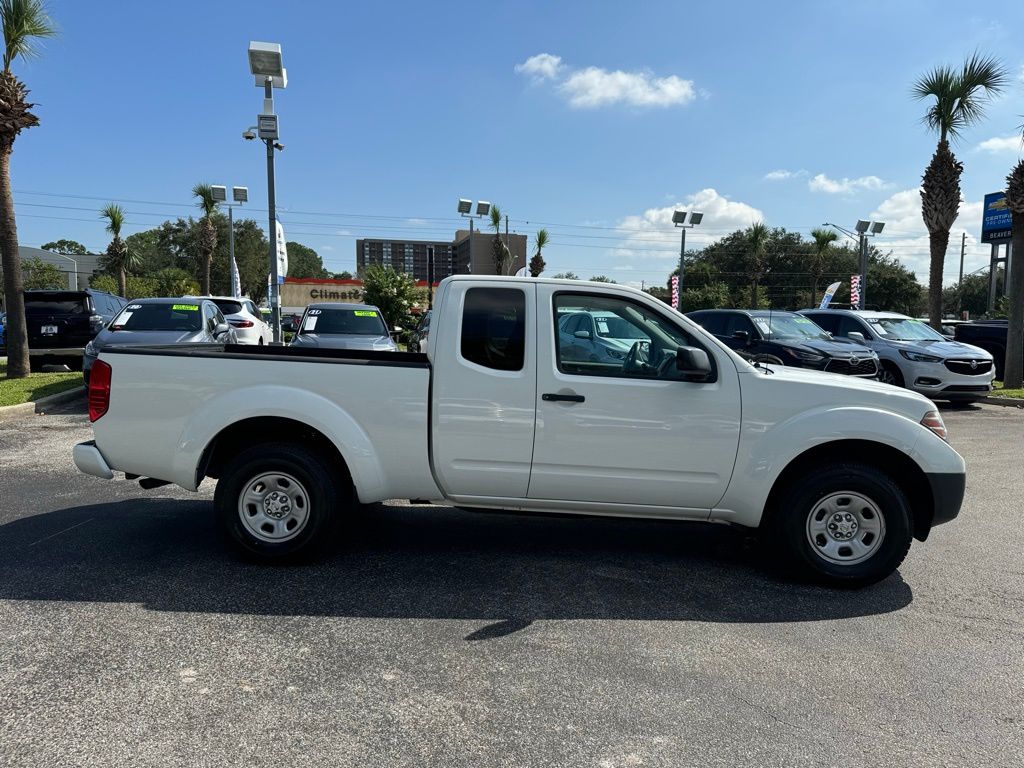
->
[
  {"left": 899, "top": 350, "right": 942, "bottom": 363},
  {"left": 605, "top": 347, "right": 624, "bottom": 359},
  {"left": 84, "top": 340, "right": 99, "bottom": 356},
  {"left": 787, "top": 348, "right": 825, "bottom": 362},
  {"left": 920, "top": 410, "right": 948, "bottom": 441}
]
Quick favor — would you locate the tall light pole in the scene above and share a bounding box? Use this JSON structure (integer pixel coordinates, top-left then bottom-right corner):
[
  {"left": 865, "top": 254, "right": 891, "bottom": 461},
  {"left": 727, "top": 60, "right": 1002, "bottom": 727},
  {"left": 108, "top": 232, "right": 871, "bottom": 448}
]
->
[
  {"left": 458, "top": 199, "right": 491, "bottom": 273},
  {"left": 672, "top": 210, "right": 704, "bottom": 310},
  {"left": 247, "top": 41, "right": 287, "bottom": 343},
  {"left": 825, "top": 220, "right": 885, "bottom": 309},
  {"left": 211, "top": 185, "right": 248, "bottom": 297}
]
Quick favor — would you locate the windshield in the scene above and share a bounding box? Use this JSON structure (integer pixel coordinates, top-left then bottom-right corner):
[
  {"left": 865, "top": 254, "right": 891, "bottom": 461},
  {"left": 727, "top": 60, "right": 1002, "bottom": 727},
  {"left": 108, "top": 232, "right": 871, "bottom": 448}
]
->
[
  {"left": 111, "top": 302, "right": 203, "bottom": 332},
  {"left": 301, "top": 307, "right": 388, "bottom": 335},
  {"left": 25, "top": 297, "right": 87, "bottom": 314},
  {"left": 592, "top": 314, "right": 650, "bottom": 340},
  {"left": 868, "top": 317, "right": 945, "bottom": 341},
  {"left": 752, "top": 314, "right": 828, "bottom": 340},
  {"left": 212, "top": 299, "right": 244, "bottom": 315}
]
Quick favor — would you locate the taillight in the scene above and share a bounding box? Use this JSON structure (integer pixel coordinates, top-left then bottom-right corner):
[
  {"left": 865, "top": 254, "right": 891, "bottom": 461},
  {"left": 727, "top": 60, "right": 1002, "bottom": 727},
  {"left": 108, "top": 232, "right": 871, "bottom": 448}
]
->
[
  {"left": 88, "top": 360, "right": 112, "bottom": 422},
  {"left": 229, "top": 319, "right": 254, "bottom": 328}
]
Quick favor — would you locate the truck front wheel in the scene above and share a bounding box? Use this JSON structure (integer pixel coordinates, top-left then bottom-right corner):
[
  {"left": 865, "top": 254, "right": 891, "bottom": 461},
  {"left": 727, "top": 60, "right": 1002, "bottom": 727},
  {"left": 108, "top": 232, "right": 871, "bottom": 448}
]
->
[
  {"left": 214, "top": 442, "right": 345, "bottom": 563},
  {"left": 768, "top": 463, "right": 913, "bottom": 587}
]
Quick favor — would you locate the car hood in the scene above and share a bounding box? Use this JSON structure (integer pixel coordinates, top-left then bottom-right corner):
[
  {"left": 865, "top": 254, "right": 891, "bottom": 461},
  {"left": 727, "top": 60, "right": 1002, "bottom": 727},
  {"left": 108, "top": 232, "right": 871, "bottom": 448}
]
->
[
  {"left": 94, "top": 329, "right": 206, "bottom": 348},
  {"left": 882, "top": 338, "right": 991, "bottom": 359},
  {"left": 772, "top": 336, "right": 875, "bottom": 357},
  {"left": 744, "top": 364, "right": 935, "bottom": 422},
  {"left": 290, "top": 333, "right": 397, "bottom": 351}
]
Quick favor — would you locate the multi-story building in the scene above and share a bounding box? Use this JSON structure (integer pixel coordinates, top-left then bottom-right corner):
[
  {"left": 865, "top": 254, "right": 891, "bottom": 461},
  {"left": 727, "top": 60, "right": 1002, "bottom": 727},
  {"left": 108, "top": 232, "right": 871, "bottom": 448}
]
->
[{"left": 356, "top": 230, "right": 528, "bottom": 281}]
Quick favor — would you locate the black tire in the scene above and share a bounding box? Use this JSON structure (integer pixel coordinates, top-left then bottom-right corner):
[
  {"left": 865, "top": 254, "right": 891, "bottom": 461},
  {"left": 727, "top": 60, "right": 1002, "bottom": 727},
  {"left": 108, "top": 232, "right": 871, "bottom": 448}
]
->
[
  {"left": 766, "top": 462, "right": 913, "bottom": 588},
  {"left": 214, "top": 442, "right": 348, "bottom": 563},
  {"left": 878, "top": 362, "right": 905, "bottom": 388}
]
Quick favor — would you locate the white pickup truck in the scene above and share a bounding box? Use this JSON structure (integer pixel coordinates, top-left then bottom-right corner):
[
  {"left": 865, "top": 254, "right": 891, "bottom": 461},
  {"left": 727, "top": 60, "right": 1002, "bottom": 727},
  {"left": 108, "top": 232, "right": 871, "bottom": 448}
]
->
[{"left": 74, "top": 276, "right": 965, "bottom": 586}]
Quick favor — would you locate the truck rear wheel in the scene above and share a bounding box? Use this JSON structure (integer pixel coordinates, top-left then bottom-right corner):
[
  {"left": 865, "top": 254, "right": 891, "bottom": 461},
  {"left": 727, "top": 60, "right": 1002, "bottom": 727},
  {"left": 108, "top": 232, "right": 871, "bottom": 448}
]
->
[
  {"left": 214, "top": 442, "right": 345, "bottom": 563},
  {"left": 768, "top": 463, "right": 913, "bottom": 587}
]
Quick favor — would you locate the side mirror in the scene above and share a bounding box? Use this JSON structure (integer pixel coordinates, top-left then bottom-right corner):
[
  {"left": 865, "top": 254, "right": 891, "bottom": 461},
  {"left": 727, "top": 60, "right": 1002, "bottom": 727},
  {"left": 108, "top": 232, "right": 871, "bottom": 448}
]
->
[
  {"left": 214, "top": 322, "right": 230, "bottom": 336},
  {"left": 574, "top": 330, "right": 593, "bottom": 340},
  {"left": 731, "top": 330, "right": 750, "bottom": 344},
  {"left": 848, "top": 331, "right": 866, "bottom": 342},
  {"left": 675, "top": 346, "right": 712, "bottom": 380}
]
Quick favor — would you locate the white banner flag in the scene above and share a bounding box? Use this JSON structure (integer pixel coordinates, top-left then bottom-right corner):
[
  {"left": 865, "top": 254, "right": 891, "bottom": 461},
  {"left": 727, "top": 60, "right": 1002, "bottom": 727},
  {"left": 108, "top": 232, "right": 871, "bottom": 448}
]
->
[{"left": 275, "top": 220, "right": 288, "bottom": 284}]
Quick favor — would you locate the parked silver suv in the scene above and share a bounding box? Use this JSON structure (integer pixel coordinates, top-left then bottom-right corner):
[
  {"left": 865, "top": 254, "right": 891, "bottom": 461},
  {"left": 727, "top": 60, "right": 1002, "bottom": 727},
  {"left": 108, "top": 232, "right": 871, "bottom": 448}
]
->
[{"left": 800, "top": 309, "right": 995, "bottom": 401}]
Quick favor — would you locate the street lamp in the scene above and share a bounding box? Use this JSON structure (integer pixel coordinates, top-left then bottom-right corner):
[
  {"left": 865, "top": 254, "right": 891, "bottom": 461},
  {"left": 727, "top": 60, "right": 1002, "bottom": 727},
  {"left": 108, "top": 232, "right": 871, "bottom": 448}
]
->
[
  {"left": 672, "top": 210, "right": 704, "bottom": 310},
  {"left": 458, "top": 199, "right": 491, "bottom": 273},
  {"left": 211, "top": 185, "right": 248, "bottom": 298},
  {"left": 825, "top": 219, "right": 885, "bottom": 309},
  {"left": 247, "top": 41, "right": 287, "bottom": 343}
]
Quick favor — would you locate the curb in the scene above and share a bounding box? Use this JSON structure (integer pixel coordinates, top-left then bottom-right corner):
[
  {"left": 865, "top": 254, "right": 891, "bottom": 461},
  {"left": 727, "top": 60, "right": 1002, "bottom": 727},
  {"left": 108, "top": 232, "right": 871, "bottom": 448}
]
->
[
  {"left": 977, "top": 396, "right": 1024, "bottom": 409},
  {"left": 0, "top": 385, "right": 85, "bottom": 423}
]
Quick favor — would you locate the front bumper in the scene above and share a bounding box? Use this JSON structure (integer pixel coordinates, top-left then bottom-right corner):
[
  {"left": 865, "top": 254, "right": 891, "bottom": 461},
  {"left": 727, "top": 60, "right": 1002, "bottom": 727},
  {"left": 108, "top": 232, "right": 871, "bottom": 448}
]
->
[
  {"left": 73, "top": 440, "right": 114, "bottom": 480},
  {"left": 902, "top": 360, "right": 995, "bottom": 399},
  {"left": 927, "top": 471, "right": 966, "bottom": 526}
]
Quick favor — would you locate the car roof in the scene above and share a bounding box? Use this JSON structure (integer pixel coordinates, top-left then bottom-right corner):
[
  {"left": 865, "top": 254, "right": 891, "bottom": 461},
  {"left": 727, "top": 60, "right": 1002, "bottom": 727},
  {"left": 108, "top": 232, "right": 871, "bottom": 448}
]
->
[
  {"left": 800, "top": 308, "right": 910, "bottom": 319},
  {"left": 125, "top": 297, "right": 213, "bottom": 305},
  {"left": 688, "top": 309, "right": 798, "bottom": 317},
  {"left": 306, "top": 302, "right": 379, "bottom": 311}
]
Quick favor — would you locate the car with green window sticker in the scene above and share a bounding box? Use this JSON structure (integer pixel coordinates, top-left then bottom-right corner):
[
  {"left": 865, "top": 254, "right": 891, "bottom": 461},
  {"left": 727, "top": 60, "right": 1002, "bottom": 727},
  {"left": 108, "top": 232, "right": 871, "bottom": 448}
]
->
[
  {"left": 288, "top": 303, "right": 398, "bottom": 352},
  {"left": 83, "top": 298, "right": 236, "bottom": 385}
]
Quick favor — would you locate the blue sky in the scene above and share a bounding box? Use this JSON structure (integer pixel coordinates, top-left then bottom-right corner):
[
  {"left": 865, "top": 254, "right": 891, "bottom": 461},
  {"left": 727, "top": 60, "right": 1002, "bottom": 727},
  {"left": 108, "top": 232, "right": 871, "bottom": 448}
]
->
[{"left": 11, "top": 0, "right": 1024, "bottom": 287}]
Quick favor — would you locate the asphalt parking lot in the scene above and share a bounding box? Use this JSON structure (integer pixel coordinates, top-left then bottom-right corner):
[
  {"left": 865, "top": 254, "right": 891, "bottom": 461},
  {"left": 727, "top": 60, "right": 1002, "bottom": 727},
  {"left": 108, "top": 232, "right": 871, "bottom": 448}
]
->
[{"left": 1, "top": 399, "right": 1022, "bottom": 767}]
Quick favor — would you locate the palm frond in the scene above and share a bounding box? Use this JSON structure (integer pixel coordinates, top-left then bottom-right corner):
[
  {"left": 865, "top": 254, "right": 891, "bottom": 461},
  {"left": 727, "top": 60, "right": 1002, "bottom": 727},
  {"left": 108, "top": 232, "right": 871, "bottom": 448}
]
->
[
  {"left": 192, "top": 182, "right": 218, "bottom": 217},
  {"left": 912, "top": 52, "right": 1009, "bottom": 142},
  {"left": 488, "top": 204, "right": 502, "bottom": 232},
  {"left": 1, "top": 0, "right": 57, "bottom": 72},
  {"left": 810, "top": 227, "right": 838, "bottom": 252},
  {"left": 99, "top": 203, "right": 124, "bottom": 237},
  {"left": 535, "top": 228, "right": 549, "bottom": 252}
]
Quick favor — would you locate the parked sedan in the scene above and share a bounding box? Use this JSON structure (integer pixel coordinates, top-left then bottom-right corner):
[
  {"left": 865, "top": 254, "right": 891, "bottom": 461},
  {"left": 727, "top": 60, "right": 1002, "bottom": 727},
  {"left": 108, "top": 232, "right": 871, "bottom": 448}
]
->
[
  {"left": 558, "top": 309, "right": 652, "bottom": 363},
  {"left": 289, "top": 303, "right": 398, "bottom": 352},
  {"left": 186, "top": 296, "right": 271, "bottom": 345},
  {"left": 83, "top": 298, "right": 236, "bottom": 385}
]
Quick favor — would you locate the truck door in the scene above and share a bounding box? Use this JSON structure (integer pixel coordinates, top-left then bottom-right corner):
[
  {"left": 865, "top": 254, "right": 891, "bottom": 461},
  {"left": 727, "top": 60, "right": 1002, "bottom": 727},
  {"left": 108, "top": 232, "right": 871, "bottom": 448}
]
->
[
  {"left": 430, "top": 281, "right": 537, "bottom": 499},
  {"left": 528, "top": 285, "right": 741, "bottom": 513}
]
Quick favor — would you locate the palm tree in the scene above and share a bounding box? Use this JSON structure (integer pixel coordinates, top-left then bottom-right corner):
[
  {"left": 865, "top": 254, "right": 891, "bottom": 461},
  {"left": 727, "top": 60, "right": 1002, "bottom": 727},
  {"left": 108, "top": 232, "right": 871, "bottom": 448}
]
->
[
  {"left": 193, "top": 183, "right": 219, "bottom": 294},
  {"left": 0, "top": 0, "right": 56, "bottom": 379},
  {"left": 746, "top": 221, "right": 770, "bottom": 308},
  {"left": 808, "top": 228, "right": 838, "bottom": 306},
  {"left": 913, "top": 53, "right": 1009, "bottom": 330},
  {"left": 99, "top": 204, "right": 138, "bottom": 298},
  {"left": 488, "top": 203, "right": 510, "bottom": 275},
  {"left": 1003, "top": 122, "right": 1024, "bottom": 388},
  {"left": 529, "top": 228, "right": 548, "bottom": 277}
]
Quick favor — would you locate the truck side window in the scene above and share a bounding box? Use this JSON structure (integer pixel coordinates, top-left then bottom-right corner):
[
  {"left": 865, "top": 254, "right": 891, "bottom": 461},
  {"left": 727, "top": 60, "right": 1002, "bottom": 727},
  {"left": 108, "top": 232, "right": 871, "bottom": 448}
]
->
[{"left": 460, "top": 287, "right": 525, "bottom": 371}]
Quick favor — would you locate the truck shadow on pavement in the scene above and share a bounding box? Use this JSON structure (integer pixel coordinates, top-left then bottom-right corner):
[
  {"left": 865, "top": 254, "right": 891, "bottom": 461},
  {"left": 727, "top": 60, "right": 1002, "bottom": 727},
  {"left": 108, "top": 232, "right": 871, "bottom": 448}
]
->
[{"left": 0, "top": 497, "right": 912, "bottom": 629}]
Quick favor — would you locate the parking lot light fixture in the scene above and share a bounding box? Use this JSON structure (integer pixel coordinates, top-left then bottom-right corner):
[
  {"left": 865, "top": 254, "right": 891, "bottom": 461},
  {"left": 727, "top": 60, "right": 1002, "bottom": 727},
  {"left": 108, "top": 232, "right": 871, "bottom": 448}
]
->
[
  {"left": 459, "top": 199, "right": 492, "bottom": 273},
  {"left": 673, "top": 210, "right": 704, "bottom": 310},
  {"left": 825, "top": 220, "right": 885, "bottom": 309}
]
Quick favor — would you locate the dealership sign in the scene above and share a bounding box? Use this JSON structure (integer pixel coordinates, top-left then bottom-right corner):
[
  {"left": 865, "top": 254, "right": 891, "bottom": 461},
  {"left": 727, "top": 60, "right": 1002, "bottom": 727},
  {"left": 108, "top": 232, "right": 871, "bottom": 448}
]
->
[{"left": 981, "top": 192, "right": 1012, "bottom": 244}]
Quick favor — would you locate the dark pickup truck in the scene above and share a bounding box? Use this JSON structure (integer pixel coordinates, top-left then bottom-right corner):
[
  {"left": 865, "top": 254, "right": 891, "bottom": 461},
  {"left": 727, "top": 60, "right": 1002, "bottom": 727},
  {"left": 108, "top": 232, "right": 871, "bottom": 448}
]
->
[{"left": 954, "top": 321, "right": 1015, "bottom": 380}]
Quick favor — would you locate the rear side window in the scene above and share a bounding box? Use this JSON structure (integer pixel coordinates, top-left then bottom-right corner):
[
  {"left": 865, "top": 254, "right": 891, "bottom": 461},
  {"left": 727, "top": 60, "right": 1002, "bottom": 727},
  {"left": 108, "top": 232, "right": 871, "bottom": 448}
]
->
[
  {"left": 213, "top": 299, "right": 244, "bottom": 315},
  {"left": 460, "top": 287, "right": 525, "bottom": 371},
  {"left": 690, "top": 312, "right": 725, "bottom": 335},
  {"left": 807, "top": 313, "right": 838, "bottom": 333}
]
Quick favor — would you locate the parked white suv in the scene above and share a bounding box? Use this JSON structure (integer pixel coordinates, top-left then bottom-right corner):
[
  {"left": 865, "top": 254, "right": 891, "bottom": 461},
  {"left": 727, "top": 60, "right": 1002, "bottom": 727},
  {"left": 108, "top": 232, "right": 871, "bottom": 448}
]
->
[
  {"left": 800, "top": 309, "right": 995, "bottom": 401},
  {"left": 187, "top": 296, "right": 271, "bottom": 345}
]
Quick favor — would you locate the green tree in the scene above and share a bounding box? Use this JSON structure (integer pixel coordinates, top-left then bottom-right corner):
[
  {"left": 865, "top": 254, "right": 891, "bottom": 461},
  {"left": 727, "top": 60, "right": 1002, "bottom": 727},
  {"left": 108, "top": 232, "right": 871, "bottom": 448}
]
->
[
  {"left": 360, "top": 264, "right": 419, "bottom": 333},
  {"left": 152, "top": 266, "right": 199, "bottom": 297},
  {"left": 589, "top": 275, "right": 616, "bottom": 283},
  {"left": 286, "top": 241, "right": 329, "bottom": 279},
  {"left": 124, "top": 229, "right": 164, "bottom": 274},
  {"left": 744, "top": 221, "right": 771, "bottom": 308},
  {"left": 192, "top": 183, "right": 219, "bottom": 294},
  {"left": 551, "top": 272, "right": 579, "bottom": 280},
  {"left": 913, "top": 53, "right": 1008, "bottom": 330},
  {"left": 99, "top": 203, "right": 138, "bottom": 298},
  {"left": 22, "top": 255, "right": 63, "bottom": 289},
  {"left": 41, "top": 238, "right": 87, "bottom": 255},
  {"left": 334, "top": 270, "right": 353, "bottom": 280},
  {"left": 89, "top": 272, "right": 157, "bottom": 299},
  {"left": 529, "top": 229, "right": 548, "bottom": 276},
  {"left": 0, "top": 0, "right": 57, "bottom": 379},
  {"left": 1004, "top": 124, "right": 1024, "bottom": 386},
  {"left": 808, "top": 228, "right": 839, "bottom": 306},
  {"left": 681, "top": 282, "right": 731, "bottom": 311},
  {"left": 489, "top": 204, "right": 511, "bottom": 275},
  {"left": 943, "top": 270, "right": 1001, "bottom": 318}
]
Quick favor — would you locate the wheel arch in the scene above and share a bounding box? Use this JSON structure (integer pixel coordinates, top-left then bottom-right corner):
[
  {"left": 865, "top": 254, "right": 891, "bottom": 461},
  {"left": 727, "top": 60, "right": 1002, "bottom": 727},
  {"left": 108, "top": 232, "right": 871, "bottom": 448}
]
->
[{"left": 762, "top": 439, "right": 935, "bottom": 542}]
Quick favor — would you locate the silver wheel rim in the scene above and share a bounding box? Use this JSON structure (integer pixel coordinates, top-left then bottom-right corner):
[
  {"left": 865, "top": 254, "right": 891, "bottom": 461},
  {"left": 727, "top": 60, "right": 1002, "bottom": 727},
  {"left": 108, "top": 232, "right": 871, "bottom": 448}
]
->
[
  {"left": 879, "top": 368, "right": 899, "bottom": 386},
  {"left": 238, "top": 471, "right": 311, "bottom": 543},
  {"left": 805, "top": 491, "right": 886, "bottom": 566}
]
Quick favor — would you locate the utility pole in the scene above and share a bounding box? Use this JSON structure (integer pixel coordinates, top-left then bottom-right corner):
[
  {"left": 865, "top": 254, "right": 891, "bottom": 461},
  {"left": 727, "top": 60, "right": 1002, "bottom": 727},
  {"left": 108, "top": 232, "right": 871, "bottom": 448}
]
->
[
  {"left": 427, "top": 245, "right": 434, "bottom": 309},
  {"left": 858, "top": 232, "right": 868, "bottom": 310},
  {"left": 505, "top": 214, "right": 510, "bottom": 275}
]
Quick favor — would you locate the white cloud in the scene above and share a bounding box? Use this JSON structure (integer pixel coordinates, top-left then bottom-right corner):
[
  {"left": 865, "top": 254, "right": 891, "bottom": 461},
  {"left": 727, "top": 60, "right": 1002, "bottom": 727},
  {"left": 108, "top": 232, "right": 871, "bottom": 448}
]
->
[
  {"left": 976, "top": 135, "right": 1023, "bottom": 154},
  {"left": 615, "top": 189, "right": 764, "bottom": 260},
  {"left": 763, "top": 169, "right": 807, "bottom": 181},
  {"left": 868, "top": 188, "right": 987, "bottom": 284},
  {"left": 514, "top": 53, "right": 563, "bottom": 81},
  {"left": 808, "top": 173, "right": 887, "bottom": 194},
  {"left": 515, "top": 53, "right": 696, "bottom": 109}
]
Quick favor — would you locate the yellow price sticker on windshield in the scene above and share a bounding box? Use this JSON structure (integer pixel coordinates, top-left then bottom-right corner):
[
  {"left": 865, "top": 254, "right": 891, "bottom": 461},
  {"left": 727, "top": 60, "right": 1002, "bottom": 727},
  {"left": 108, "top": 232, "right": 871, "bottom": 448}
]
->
[
  {"left": 354, "top": 310, "right": 378, "bottom": 317},
  {"left": 172, "top": 304, "right": 199, "bottom": 311}
]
